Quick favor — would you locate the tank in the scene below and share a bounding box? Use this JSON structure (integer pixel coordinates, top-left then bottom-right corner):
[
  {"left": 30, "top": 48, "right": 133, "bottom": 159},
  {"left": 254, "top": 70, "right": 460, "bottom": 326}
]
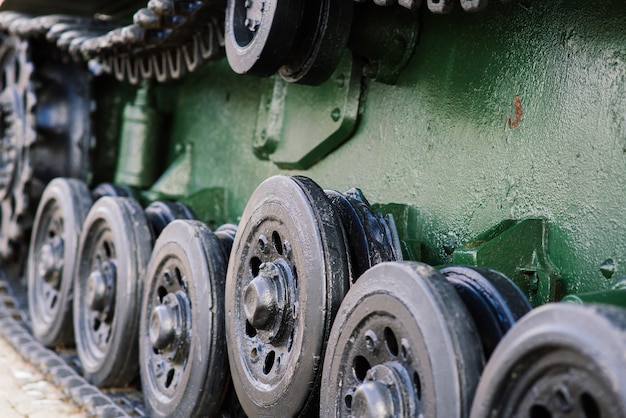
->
[{"left": 0, "top": 0, "right": 625, "bottom": 416}]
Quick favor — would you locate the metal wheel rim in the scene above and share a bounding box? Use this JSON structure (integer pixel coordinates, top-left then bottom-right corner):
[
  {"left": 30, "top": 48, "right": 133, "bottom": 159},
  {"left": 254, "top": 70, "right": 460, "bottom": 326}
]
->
[
  {"left": 225, "top": 0, "right": 303, "bottom": 76},
  {"left": 321, "top": 261, "right": 484, "bottom": 418},
  {"left": 503, "top": 350, "right": 618, "bottom": 418},
  {"left": 30, "top": 200, "right": 64, "bottom": 328},
  {"left": 74, "top": 196, "right": 152, "bottom": 386},
  {"left": 470, "top": 303, "right": 626, "bottom": 418},
  {"left": 76, "top": 219, "right": 117, "bottom": 366},
  {"left": 140, "top": 220, "right": 230, "bottom": 417},
  {"left": 27, "top": 178, "right": 91, "bottom": 346},
  {"left": 226, "top": 175, "right": 349, "bottom": 416},
  {"left": 143, "top": 260, "right": 191, "bottom": 401}
]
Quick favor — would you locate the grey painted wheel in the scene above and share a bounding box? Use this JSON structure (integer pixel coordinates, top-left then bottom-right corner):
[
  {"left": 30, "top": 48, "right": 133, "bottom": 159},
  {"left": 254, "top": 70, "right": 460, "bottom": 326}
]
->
[
  {"left": 139, "top": 220, "right": 230, "bottom": 417},
  {"left": 73, "top": 196, "right": 152, "bottom": 387},
  {"left": 226, "top": 175, "right": 350, "bottom": 417},
  {"left": 321, "top": 262, "right": 484, "bottom": 418},
  {"left": 27, "top": 178, "right": 91, "bottom": 347},
  {"left": 470, "top": 303, "right": 626, "bottom": 418},
  {"left": 225, "top": 0, "right": 303, "bottom": 76}
]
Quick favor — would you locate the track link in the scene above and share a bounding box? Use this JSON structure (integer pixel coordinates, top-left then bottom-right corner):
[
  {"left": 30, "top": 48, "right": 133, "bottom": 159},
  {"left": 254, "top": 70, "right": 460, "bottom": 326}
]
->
[{"left": 0, "top": 271, "right": 145, "bottom": 418}]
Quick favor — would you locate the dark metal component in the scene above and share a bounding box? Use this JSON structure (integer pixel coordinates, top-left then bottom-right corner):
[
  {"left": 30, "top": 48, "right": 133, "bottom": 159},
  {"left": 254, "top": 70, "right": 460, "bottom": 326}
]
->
[
  {"left": 0, "top": 87, "right": 19, "bottom": 199},
  {"left": 0, "top": 272, "right": 139, "bottom": 417},
  {"left": 0, "top": 2, "right": 225, "bottom": 84},
  {"left": 470, "top": 303, "right": 626, "bottom": 418},
  {"left": 214, "top": 222, "right": 238, "bottom": 256},
  {"left": 0, "top": 34, "right": 35, "bottom": 262},
  {"left": 140, "top": 220, "right": 230, "bottom": 417},
  {"left": 225, "top": 0, "right": 303, "bottom": 76},
  {"left": 0, "top": 29, "right": 93, "bottom": 268},
  {"left": 27, "top": 178, "right": 92, "bottom": 347},
  {"left": 348, "top": 3, "right": 419, "bottom": 84},
  {"left": 226, "top": 175, "right": 350, "bottom": 417},
  {"left": 440, "top": 266, "right": 531, "bottom": 358},
  {"left": 85, "top": 261, "right": 116, "bottom": 313},
  {"left": 321, "top": 262, "right": 484, "bottom": 418},
  {"left": 30, "top": 57, "right": 92, "bottom": 184},
  {"left": 278, "top": 0, "right": 353, "bottom": 85},
  {"left": 144, "top": 200, "right": 195, "bottom": 240},
  {"left": 90, "top": 183, "right": 135, "bottom": 201},
  {"left": 351, "top": 362, "right": 418, "bottom": 417},
  {"left": 74, "top": 196, "right": 152, "bottom": 387},
  {"left": 326, "top": 188, "right": 402, "bottom": 283}
]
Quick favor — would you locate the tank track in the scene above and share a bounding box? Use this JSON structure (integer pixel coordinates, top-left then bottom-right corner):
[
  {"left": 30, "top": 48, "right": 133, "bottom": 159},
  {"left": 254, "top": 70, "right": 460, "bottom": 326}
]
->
[
  {"left": 0, "top": 270, "right": 144, "bottom": 417},
  {"left": 0, "top": 0, "right": 225, "bottom": 84},
  {"left": 0, "top": 0, "right": 497, "bottom": 84},
  {"left": 0, "top": 34, "right": 36, "bottom": 262}
]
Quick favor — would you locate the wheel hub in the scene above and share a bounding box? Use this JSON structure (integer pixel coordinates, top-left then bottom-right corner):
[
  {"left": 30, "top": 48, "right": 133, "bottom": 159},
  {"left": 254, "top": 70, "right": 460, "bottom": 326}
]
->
[
  {"left": 149, "top": 293, "right": 182, "bottom": 352},
  {"left": 86, "top": 261, "right": 115, "bottom": 313},
  {"left": 352, "top": 363, "right": 417, "bottom": 418},
  {"left": 243, "top": 260, "right": 287, "bottom": 332},
  {"left": 243, "top": 0, "right": 263, "bottom": 32},
  {"left": 38, "top": 236, "right": 65, "bottom": 283},
  {"left": 513, "top": 361, "right": 609, "bottom": 417}
]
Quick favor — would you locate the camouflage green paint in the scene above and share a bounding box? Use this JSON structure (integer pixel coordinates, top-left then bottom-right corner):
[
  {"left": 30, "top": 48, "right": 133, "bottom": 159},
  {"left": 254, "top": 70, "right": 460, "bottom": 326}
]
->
[{"left": 111, "top": 0, "right": 626, "bottom": 302}]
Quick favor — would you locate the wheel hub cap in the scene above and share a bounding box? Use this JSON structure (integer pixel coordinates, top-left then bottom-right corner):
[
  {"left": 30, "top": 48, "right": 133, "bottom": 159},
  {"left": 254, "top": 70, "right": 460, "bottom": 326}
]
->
[
  {"left": 38, "top": 236, "right": 64, "bottom": 282},
  {"left": 86, "top": 261, "right": 115, "bottom": 311},
  {"left": 243, "top": 262, "right": 284, "bottom": 330},
  {"left": 352, "top": 363, "right": 416, "bottom": 418},
  {"left": 149, "top": 302, "right": 178, "bottom": 350}
]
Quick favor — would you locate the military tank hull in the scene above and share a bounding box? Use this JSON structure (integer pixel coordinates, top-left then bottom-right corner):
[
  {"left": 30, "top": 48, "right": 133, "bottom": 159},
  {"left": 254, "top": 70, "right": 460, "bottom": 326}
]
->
[{"left": 0, "top": 0, "right": 625, "bottom": 416}]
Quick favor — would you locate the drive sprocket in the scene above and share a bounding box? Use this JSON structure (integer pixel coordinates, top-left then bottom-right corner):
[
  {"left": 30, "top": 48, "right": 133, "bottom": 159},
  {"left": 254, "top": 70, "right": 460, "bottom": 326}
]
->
[{"left": 0, "top": 33, "right": 36, "bottom": 264}]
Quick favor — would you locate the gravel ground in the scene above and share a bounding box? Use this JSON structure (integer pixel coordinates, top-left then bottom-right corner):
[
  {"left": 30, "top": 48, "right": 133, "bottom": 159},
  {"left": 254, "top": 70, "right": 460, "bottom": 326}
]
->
[{"left": 0, "top": 336, "right": 86, "bottom": 418}]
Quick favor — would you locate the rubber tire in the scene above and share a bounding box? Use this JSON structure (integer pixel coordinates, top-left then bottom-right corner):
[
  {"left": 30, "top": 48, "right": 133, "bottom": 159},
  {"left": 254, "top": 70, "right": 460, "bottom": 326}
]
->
[
  {"left": 27, "top": 178, "right": 91, "bottom": 347},
  {"left": 73, "top": 196, "right": 152, "bottom": 387},
  {"left": 140, "top": 220, "right": 230, "bottom": 417},
  {"left": 470, "top": 303, "right": 626, "bottom": 418}
]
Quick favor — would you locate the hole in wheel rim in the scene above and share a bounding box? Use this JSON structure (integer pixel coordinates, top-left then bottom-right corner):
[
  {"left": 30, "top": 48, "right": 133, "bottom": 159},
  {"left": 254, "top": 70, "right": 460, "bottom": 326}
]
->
[
  {"left": 353, "top": 355, "right": 371, "bottom": 382},
  {"left": 530, "top": 404, "right": 552, "bottom": 418},
  {"left": 413, "top": 371, "right": 422, "bottom": 399},
  {"left": 344, "top": 392, "right": 353, "bottom": 410},
  {"left": 103, "top": 240, "right": 112, "bottom": 258},
  {"left": 165, "top": 368, "right": 175, "bottom": 388},
  {"left": 174, "top": 267, "right": 183, "bottom": 287},
  {"left": 263, "top": 350, "right": 275, "bottom": 374},
  {"left": 251, "top": 257, "right": 262, "bottom": 277},
  {"left": 272, "top": 231, "right": 283, "bottom": 255},
  {"left": 384, "top": 327, "right": 399, "bottom": 356},
  {"left": 580, "top": 393, "right": 600, "bottom": 418},
  {"left": 157, "top": 286, "right": 167, "bottom": 302},
  {"left": 246, "top": 319, "right": 257, "bottom": 337}
]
